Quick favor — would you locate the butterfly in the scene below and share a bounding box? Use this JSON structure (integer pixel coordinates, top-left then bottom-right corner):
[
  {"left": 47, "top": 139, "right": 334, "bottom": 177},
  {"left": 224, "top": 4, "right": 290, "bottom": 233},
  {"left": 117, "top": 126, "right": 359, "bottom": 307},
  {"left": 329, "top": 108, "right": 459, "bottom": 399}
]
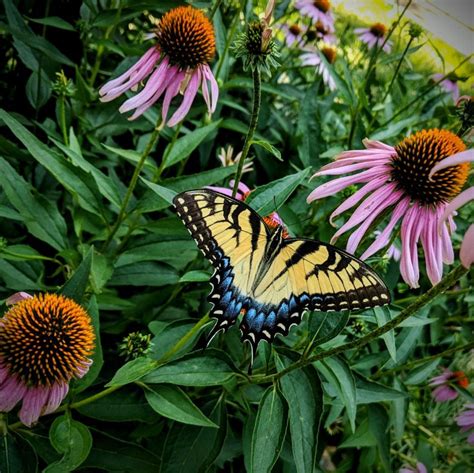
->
[{"left": 173, "top": 189, "right": 390, "bottom": 360}]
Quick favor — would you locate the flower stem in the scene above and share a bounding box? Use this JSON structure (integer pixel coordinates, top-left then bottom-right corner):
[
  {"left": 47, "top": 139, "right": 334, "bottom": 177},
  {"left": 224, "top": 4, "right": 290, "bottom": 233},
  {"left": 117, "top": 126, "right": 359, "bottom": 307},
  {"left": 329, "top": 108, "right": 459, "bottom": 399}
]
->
[
  {"left": 252, "top": 264, "right": 468, "bottom": 384},
  {"left": 101, "top": 122, "right": 161, "bottom": 252},
  {"left": 381, "top": 37, "right": 414, "bottom": 103},
  {"left": 232, "top": 67, "right": 261, "bottom": 198},
  {"left": 59, "top": 95, "right": 69, "bottom": 145}
]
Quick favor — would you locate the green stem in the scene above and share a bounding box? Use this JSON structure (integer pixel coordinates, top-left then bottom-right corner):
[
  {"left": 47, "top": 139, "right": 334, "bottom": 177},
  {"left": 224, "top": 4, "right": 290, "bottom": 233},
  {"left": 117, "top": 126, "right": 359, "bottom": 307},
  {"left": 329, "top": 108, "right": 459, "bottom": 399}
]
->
[
  {"left": 59, "top": 95, "right": 69, "bottom": 145},
  {"left": 209, "top": 0, "right": 223, "bottom": 19},
  {"left": 232, "top": 67, "right": 261, "bottom": 198},
  {"left": 102, "top": 122, "right": 161, "bottom": 252},
  {"left": 252, "top": 264, "right": 468, "bottom": 384},
  {"left": 153, "top": 123, "right": 182, "bottom": 182},
  {"left": 379, "top": 54, "right": 472, "bottom": 128},
  {"left": 0, "top": 249, "right": 62, "bottom": 266},
  {"left": 381, "top": 37, "right": 414, "bottom": 103},
  {"left": 372, "top": 340, "right": 474, "bottom": 380}
]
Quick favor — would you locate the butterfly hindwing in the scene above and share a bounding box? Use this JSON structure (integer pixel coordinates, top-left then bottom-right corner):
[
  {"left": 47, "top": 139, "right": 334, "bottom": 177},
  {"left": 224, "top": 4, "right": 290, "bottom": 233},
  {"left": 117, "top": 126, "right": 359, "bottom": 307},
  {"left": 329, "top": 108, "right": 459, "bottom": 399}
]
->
[
  {"left": 173, "top": 189, "right": 390, "bottom": 357},
  {"left": 173, "top": 189, "right": 269, "bottom": 340}
]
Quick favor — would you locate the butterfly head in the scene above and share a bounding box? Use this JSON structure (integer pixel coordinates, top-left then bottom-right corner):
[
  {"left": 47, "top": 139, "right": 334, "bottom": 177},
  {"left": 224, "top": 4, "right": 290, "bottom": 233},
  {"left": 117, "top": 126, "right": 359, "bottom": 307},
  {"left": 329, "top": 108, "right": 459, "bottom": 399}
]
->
[{"left": 263, "top": 213, "right": 289, "bottom": 239}]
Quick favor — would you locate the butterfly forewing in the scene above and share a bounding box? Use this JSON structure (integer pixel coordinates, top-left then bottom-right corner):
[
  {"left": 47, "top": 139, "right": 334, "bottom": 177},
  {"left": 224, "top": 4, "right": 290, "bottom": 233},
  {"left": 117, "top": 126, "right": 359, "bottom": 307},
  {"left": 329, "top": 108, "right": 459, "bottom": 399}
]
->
[{"left": 173, "top": 189, "right": 390, "bottom": 356}]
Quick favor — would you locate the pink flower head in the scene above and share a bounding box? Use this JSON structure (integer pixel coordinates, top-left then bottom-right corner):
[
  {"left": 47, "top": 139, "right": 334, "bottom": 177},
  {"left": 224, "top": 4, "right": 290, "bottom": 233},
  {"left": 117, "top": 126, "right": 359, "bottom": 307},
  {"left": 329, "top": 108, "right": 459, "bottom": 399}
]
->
[
  {"left": 307, "top": 129, "right": 472, "bottom": 288},
  {"left": 429, "top": 368, "right": 469, "bottom": 402},
  {"left": 99, "top": 6, "right": 218, "bottom": 126},
  {"left": 456, "top": 403, "right": 474, "bottom": 445},
  {"left": 280, "top": 23, "right": 308, "bottom": 47},
  {"left": 432, "top": 73, "right": 460, "bottom": 103},
  {"left": 207, "top": 181, "right": 289, "bottom": 237},
  {"left": 0, "top": 293, "right": 94, "bottom": 426},
  {"left": 301, "top": 46, "right": 337, "bottom": 91},
  {"left": 429, "top": 150, "right": 474, "bottom": 269},
  {"left": 355, "top": 23, "right": 392, "bottom": 53},
  {"left": 399, "top": 462, "right": 428, "bottom": 473},
  {"left": 295, "top": 0, "right": 334, "bottom": 31}
]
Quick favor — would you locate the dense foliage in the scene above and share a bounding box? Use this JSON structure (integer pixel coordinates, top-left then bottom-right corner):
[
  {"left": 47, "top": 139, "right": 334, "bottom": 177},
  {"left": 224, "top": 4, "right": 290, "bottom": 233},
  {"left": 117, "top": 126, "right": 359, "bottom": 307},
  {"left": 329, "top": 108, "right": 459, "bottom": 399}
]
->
[{"left": 0, "top": 0, "right": 472, "bottom": 472}]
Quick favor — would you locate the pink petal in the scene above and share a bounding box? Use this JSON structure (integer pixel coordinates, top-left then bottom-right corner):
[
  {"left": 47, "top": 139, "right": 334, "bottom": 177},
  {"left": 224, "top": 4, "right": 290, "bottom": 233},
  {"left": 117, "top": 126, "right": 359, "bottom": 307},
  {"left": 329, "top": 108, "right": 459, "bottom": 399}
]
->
[
  {"left": 43, "top": 383, "right": 69, "bottom": 415},
  {"left": 0, "top": 375, "right": 27, "bottom": 411},
  {"left": 307, "top": 166, "right": 388, "bottom": 202},
  {"left": 361, "top": 197, "right": 410, "bottom": 259},
  {"left": 19, "top": 386, "right": 50, "bottom": 426},
  {"left": 421, "top": 208, "right": 443, "bottom": 285},
  {"left": 315, "top": 159, "right": 390, "bottom": 176},
  {"left": 400, "top": 206, "right": 421, "bottom": 288},
  {"left": 460, "top": 225, "right": 474, "bottom": 268},
  {"left": 161, "top": 70, "right": 185, "bottom": 125},
  {"left": 329, "top": 176, "right": 387, "bottom": 225},
  {"left": 168, "top": 68, "right": 201, "bottom": 127},
  {"left": 6, "top": 292, "right": 33, "bottom": 306},
  {"left": 416, "top": 462, "right": 428, "bottom": 473},
  {"left": 201, "top": 64, "right": 219, "bottom": 113},
  {"left": 362, "top": 138, "right": 395, "bottom": 152},
  {"left": 429, "top": 150, "right": 474, "bottom": 178},
  {"left": 119, "top": 56, "right": 170, "bottom": 113},
  {"left": 432, "top": 385, "right": 458, "bottom": 402}
]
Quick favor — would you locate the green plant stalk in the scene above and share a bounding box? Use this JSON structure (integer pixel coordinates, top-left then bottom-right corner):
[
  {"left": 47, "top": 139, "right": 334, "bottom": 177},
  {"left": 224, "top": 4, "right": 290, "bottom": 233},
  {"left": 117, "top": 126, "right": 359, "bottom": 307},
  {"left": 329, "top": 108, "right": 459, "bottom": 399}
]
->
[
  {"left": 59, "top": 95, "right": 69, "bottom": 146},
  {"left": 0, "top": 248, "right": 62, "bottom": 265},
  {"left": 252, "top": 264, "right": 469, "bottom": 384},
  {"left": 372, "top": 340, "right": 474, "bottom": 380},
  {"left": 102, "top": 123, "right": 161, "bottom": 252},
  {"left": 232, "top": 66, "right": 261, "bottom": 198},
  {"left": 380, "top": 54, "right": 472, "bottom": 127},
  {"left": 381, "top": 37, "right": 414, "bottom": 103},
  {"left": 153, "top": 122, "right": 182, "bottom": 182}
]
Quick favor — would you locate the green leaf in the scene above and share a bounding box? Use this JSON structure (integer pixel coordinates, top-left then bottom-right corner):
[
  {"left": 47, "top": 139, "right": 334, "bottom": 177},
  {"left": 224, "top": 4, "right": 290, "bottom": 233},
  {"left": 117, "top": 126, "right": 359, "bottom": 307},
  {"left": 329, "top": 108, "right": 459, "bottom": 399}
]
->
[
  {"left": 142, "top": 349, "right": 237, "bottom": 386},
  {"left": 25, "top": 70, "right": 51, "bottom": 109},
  {"left": 0, "top": 434, "right": 38, "bottom": 473},
  {"left": 276, "top": 353, "right": 323, "bottom": 473},
  {"left": 164, "top": 121, "right": 221, "bottom": 169},
  {"left": 317, "top": 356, "right": 357, "bottom": 432},
  {"left": 110, "top": 262, "right": 179, "bottom": 286},
  {"left": 144, "top": 384, "right": 217, "bottom": 428},
  {"left": 160, "top": 398, "right": 227, "bottom": 473},
  {"left": 27, "top": 16, "right": 75, "bottom": 31},
  {"left": 391, "top": 378, "right": 407, "bottom": 442},
  {"left": 102, "top": 144, "right": 157, "bottom": 173},
  {"left": 0, "top": 109, "right": 104, "bottom": 215},
  {"left": 140, "top": 178, "right": 177, "bottom": 206},
  {"left": 405, "top": 358, "right": 441, "bottom": 385},
  {"left": 308, "top": 311, "right": 349, "bottom": 346},
  {"left": 73, "top": 295, "right": 103, "bottom": 393},
  {"left": 107, "top": 357, "right": 157, "bottom": 387},
  {"left": 60, "top": 247, "right": 93, "bottom": 302},
  {"left": 44, "top": 416, "right": 92, "bottom": 472},
  {"left": 355, "top": 375, "right": 408, "bottom": 403},
  {"left": 77, "top": 387, "right": 159, "bottom": 423},
  {"left": 250, "top": 385, "right": 287, "bottom": 473},
  {"left": 179, "top": 270, "right": 211, "bottom": 283},
  {"left": 0, "top": 157, "right": 67, "bottom": 250},
  {"left": 374, "top": 306, "right": 396, "bottom": 362},
  {"left": 250, "top": 140, "right": 283, "bottom": 161},
  {"left": 368, "top": 404, "right": 391, "bottom": 472},
  {"left": 340, "top": 418, "right": 377, "bottom": 448},
  {"left": 164, "top": 165, "right": 236, "bottom": 192},
  {"left": 246, "top": 168, "right": 310, "bottom": 216}
]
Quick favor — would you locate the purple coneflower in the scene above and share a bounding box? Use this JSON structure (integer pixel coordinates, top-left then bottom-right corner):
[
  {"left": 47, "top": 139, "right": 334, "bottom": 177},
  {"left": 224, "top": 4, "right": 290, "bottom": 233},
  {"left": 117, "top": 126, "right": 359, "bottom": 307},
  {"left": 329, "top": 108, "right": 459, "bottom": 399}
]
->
[
  {"left": 432, "top": 73, "right": 460, "bottom": 103},
  {"left": 281, "top": 23, "right": 307, "bottom": 47},
  {"left": 301, "top": 46, "right": 337, "bottom": 91},
  {"left": 296, "top": 0, "right": 334, "bottom": 30},
  {"left": 99, "top": 6, "right": 218, "bottom": 125},
  {"left": 456, "top": 403, "right": 474, "bottom": 445},
  {"left": 399, "top": 462, "right": 428, "bottom": 473},
  {"left": 208, "top": 181, "right": 288, "bottom": 236},
  {"left": 429, "top": 368, "right": 469, "bottom": 402},
  {"left": 0, "top": 293, "right": 95, "bottom": 426},
  {"left": 355, "top": 22, "right": 392, "bottom": 53},
  {"left": 307, "top": 130, "right": 472, "bottom": 288}
]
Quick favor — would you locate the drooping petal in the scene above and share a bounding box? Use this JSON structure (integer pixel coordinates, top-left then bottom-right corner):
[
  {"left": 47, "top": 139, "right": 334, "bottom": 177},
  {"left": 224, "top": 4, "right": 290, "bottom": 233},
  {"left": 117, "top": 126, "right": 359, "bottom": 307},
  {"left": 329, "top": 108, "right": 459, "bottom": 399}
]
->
[
  {"left": 421, "top": 207, "right": 443, "bottom": 285},
  {"left": 0, "top": 375, "right": 27, "bottom": 411},
  {"left": 429, "top": 149, "right": 474, "bottom": 178},
  {"left": 43, "top": 383, "right": 69, "bottom": 415},
  {"left": 6, "top": 292, "right": 33, "bottom": 306},
  {"left": 460, "top": 225, "right": 474, "bottom": 268},
  {"left": 119, "top": 56, "right": 170, "bottom": 113},
  {"left": 168, "top": 68, "right": 201, "bottom": 127},
  {"left": 400, "top": 206, "right": 421, "bottom": 288},
  {"left": 432, "top": 385, "right": 458, "bottom": 402},
  {"left": 161, "top": 70, "right": 186, "bottom": 125},
  {"left": 307, "top": 166, "right": 388, "bottom": 202},
  {"left": 361, "top": 197, "right": 410, "bottom": 259},
  {"left": 201, "top": 64, "right": 219, "bottom": 113},
  {"left": 315, "top": 159, "right": 390, "bottom": 176},
  {"left": 19, "top": 386, "right": 50, "bottom": 426}
]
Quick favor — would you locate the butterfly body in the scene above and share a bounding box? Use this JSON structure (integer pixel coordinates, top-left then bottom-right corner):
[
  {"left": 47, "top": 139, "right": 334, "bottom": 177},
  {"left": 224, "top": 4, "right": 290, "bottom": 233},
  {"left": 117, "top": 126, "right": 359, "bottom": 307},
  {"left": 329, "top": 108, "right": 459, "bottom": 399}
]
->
[{"left": 173, "top": 189, "right": 390, "bottom": 357}]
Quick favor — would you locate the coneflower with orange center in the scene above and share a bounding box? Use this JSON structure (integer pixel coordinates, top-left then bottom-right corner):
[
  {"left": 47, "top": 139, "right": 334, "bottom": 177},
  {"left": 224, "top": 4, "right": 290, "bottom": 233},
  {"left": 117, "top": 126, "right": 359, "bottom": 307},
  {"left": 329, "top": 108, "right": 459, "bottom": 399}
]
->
[
  {"left": 0, "top": 293, "right": 95, "bottom": 426},
  {"left": 355, "top": 22, "right": 392, "bottom": 53},
  {"left": 307, "top": 129, "right": 473, "bottom": 288},
  {"left": 99, "top": 6, "right": 218, "bottom": 125},
  {"left": 296, "top": 0, "right": 335, "bottom": 31}
]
